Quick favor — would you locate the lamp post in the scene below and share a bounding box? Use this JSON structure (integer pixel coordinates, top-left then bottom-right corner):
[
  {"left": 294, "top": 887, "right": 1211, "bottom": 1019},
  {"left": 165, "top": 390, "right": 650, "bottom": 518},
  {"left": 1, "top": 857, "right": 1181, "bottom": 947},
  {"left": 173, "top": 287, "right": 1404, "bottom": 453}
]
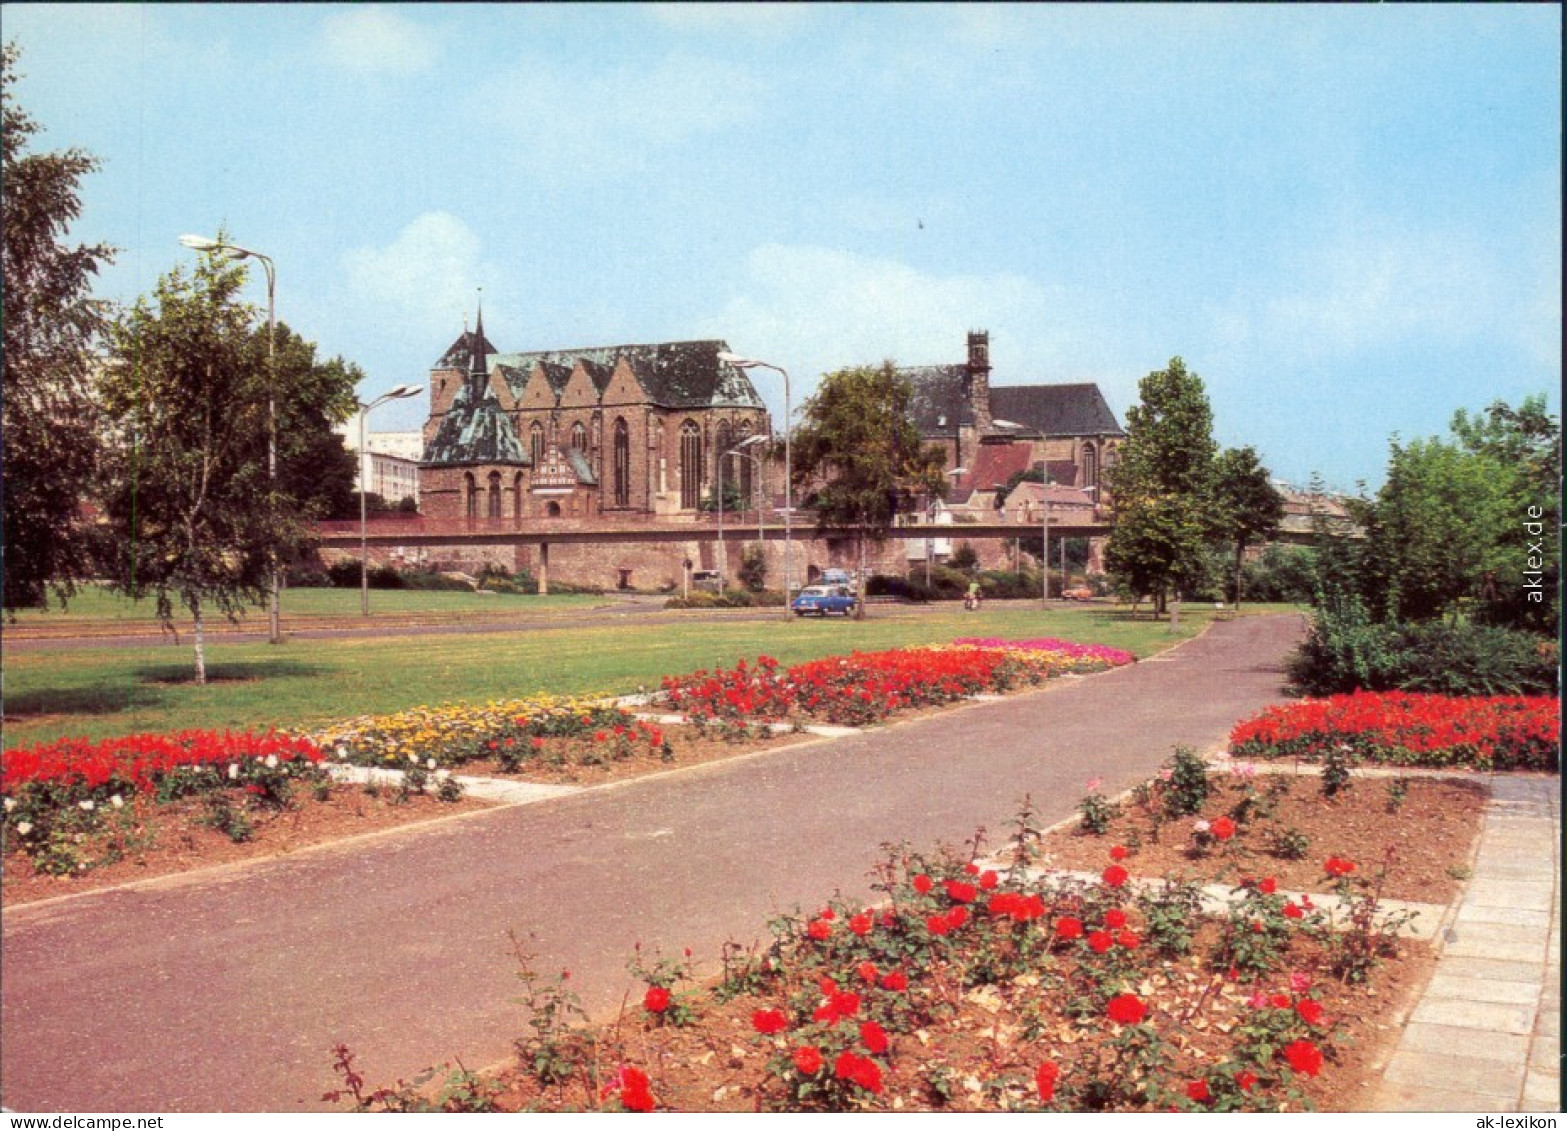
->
[
  {"left": 358, "top": 385, "right": 423, "bottom": 616},
  {"left": 180, "top": 233, "right": 281, "bottom": 642},
  {"left": 717, "top": 353, "right": 792, "bottom": 619},
  {"left": 1041, "top": 463, "right": 1052, "bottom": 607},
  {"left": 718, "top": 434, "right": 768, "bottom": 590}
]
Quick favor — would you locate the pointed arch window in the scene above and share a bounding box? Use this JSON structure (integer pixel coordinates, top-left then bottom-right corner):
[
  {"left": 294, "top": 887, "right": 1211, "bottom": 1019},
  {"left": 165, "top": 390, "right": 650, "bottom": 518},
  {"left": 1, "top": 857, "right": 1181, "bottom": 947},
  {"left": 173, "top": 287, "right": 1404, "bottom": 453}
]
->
[
  {"left": 464, "top": 472, "right": 478, "bottom": 520},
  {"left": 514, "top": 472, "right": 525, "bottom": 521},
  {"left": 571, "top": 422, "right": 587, "bottom": 452},
  {"left": 530, "top": 422, "right": 546, "bottom": 468},
  {"left": 488, "top": 471, "right": 502, "bottom": 519},
  {"left": 613, "top": 418, "right": 631, "bottom": 507},
  {"left": 679, "top": 419, "right": 703, "bottom": 510},
  {"left": 736, "top": 423, "right": 755, "bottom": 505}
]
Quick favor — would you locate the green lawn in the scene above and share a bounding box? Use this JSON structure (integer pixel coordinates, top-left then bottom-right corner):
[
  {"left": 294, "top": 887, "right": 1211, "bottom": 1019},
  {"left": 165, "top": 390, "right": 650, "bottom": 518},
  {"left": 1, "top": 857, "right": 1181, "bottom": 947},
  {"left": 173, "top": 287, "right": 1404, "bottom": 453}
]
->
[
  {"left": 7, "top": 584, "right": 606, "bottom": 625},
  {"left": 3, "top": 603, "right": 1301, "bottom": 749}
]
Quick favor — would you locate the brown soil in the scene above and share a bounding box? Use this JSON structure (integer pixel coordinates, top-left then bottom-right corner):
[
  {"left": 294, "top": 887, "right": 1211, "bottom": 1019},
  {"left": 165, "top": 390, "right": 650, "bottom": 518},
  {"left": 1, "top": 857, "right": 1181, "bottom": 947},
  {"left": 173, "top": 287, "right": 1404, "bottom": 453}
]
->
[
  {"left": 2, "top": 785, "right": 491, "bottom": 906},
  {"left": 465, "top": 922, "right": 1437, "bottom": 1114},
  {"left": 457, "top": 725, "right": 818, "bottom": 787},
  {"left": 1036, "top": 774, "right": 1488, "bottom": 905}
]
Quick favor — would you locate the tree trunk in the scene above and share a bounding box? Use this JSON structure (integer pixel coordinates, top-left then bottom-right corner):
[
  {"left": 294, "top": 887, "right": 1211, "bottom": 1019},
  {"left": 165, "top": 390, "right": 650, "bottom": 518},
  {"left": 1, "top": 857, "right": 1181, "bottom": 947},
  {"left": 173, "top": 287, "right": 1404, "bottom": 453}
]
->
[
  {"left": 854, "top": 531, "right": 867, "bottom": 619},
  {"left": 1234, "top": 541, "right": 1245, "bottom": 612},
  {"left": 1169, "top": 589, "right": 1181, "bottom": 628},
  {"left": 191, "top": 597, "right": 207, "bottom": 685}
]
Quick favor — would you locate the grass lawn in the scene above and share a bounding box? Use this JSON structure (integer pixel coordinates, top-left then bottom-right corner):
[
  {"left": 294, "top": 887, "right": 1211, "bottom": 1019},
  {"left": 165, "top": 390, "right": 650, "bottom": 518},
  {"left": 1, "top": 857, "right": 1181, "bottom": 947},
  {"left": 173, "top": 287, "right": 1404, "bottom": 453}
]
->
[
  {"left": 2, "top": 603, "right": 1302, "bottom": 749},
  {"left": 5, "top": 584, "right": 606, "bottom": 627}
]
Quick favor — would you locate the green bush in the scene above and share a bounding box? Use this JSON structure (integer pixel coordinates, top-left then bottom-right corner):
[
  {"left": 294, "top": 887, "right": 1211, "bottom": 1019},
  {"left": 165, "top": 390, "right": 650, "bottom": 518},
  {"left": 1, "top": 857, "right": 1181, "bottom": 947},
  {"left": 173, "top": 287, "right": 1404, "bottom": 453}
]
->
[
  {"left": 977, "top": 570, "right": 1041, "bottom": 599},
  {"left": 1236, "top": 545, "right": 1318, "bottom": 604},
  {"left": 399, "top": 571, "right": 473, "bottom": 592},
  {"left": 1288, "top": 593, "right": 1556, "bottom": 696},
  {"left": 664, "top": 589, "right": 785, "bottom": 610}
]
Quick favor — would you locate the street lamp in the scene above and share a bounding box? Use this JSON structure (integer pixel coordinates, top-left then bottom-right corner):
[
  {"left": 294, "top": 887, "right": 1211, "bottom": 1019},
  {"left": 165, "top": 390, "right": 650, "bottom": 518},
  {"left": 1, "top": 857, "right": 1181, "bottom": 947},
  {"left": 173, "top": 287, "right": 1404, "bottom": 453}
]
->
[
  {"left": 358, "top": 384, "right": 423, "bottom": 616},
  {"left": 718, "top": 434, "right": 769, "bottom": 589},
  {"left": 180, "top": 234, "right": 282, "bottom": 643},
  {"left": 717, "top": 353, "right": 792, "bottom": 618}
]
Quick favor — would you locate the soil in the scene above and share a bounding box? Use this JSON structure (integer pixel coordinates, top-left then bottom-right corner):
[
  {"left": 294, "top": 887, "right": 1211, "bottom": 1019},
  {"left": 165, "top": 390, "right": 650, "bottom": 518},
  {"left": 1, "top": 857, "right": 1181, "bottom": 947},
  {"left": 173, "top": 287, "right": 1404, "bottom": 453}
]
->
[
  {"left": 1034, "top": 773, "right": 1489, "bottom": 905},
  {"left": 456, "top": 725, "right": 818, "bottom": 788},
  {"left": 467, "top": 917, "right": 1439, "bottom": 1114},
  {"left": 1, "top": 784, "right": 492, "bottom": 906}
]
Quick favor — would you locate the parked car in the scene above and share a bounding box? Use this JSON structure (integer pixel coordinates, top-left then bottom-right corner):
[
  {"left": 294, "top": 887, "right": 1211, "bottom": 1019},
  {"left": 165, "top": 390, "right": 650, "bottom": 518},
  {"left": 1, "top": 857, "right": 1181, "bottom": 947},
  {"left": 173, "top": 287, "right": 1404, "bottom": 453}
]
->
[
  {"left": 1064, "top": 586, "right": 1095, "bottom": 601},
  {"left": 791, "top": 585, "right": 859, "bottom": 616}
]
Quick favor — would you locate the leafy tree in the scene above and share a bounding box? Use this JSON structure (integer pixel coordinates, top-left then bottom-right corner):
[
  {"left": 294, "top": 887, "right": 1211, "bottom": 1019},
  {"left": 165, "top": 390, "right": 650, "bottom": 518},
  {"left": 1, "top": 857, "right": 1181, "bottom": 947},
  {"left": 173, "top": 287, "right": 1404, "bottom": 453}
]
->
[
  {"left": 1104, "top": 357, "right": 1217, "bottom": 615},
  {"left": 97, "top": 247, "right": 358, "bottom": 681},
  {"left": 2, "top": 42, "right": 116, "bottom": 612},
  {"left": 1211, "top": 445, "right": 1285, "bottom": 610},
  {"left": 270, "top": 321, "right": 360, "bottom": 525},
  {"left": 792, "top": 362, "right": 949, "bottom": 617}
]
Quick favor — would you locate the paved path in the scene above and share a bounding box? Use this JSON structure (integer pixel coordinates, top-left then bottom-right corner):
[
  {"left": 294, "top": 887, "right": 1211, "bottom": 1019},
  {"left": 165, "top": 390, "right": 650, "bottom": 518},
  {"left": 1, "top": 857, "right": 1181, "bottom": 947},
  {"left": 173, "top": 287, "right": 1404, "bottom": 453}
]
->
[
  {"left": 2, "top": 615, "right": 1304, "bottom": 1112},
  {"left": 1370, "top": 774, "right": 1561, "bottom": 1113}
]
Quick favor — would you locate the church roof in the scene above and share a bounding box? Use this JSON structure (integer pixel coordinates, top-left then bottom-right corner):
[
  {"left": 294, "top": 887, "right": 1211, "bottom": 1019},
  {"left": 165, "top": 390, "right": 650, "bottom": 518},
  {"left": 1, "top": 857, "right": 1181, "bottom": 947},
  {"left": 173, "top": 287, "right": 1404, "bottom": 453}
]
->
[
  {"left": 990, "top": 384, "right": 1125, "bottom": 438},
  {"left": 422, "top": 381, "right": 528, "bottom": 466},
  {"left": 442, "top": 338, "right": 764, "bottom": 410}
]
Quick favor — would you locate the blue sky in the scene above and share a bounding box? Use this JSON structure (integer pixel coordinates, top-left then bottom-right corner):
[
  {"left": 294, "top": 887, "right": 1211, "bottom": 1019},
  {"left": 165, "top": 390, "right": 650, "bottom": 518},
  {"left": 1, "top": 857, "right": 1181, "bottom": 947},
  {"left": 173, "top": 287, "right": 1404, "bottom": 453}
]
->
[{"left": 5, "top": 3, "right": 1559, "bottom": 491}]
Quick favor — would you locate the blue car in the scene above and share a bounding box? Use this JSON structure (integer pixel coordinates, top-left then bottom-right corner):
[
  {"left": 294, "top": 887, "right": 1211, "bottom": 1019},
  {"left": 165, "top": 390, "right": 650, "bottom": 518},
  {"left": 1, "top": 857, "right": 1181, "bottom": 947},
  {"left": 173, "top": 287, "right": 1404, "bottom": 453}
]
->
[{"left": 791, "top": 585, "right": 859, "bottom": 617}]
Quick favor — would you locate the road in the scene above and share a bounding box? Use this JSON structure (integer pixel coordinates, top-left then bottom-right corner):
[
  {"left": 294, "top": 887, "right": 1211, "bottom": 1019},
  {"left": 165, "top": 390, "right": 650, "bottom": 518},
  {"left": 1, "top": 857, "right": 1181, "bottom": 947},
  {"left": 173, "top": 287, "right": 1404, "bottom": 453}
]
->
[{"left": 0, "top": 613, "right": 1303, "bottom": 1112}]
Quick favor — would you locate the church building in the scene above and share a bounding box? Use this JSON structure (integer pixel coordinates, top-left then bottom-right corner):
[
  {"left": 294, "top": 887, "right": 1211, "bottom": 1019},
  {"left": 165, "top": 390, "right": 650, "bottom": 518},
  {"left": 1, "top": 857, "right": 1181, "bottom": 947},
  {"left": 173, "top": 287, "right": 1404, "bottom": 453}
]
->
[{"left": 420, "top": 312, "right": 772, "bottom": 522}]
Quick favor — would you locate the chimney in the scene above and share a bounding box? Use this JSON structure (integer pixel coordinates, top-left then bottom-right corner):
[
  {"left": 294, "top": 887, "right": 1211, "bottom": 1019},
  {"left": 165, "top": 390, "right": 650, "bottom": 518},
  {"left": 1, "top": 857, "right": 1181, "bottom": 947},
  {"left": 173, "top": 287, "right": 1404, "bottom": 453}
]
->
[{"left": 966, "top": 330, "right": 993, "bottom": 435}]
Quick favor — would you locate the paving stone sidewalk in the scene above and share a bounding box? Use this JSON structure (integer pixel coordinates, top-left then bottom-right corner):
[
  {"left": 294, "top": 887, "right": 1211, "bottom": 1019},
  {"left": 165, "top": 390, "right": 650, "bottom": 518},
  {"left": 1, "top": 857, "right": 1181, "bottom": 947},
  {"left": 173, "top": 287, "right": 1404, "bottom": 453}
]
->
[{"left": 1370, "top": 775, "right": 1561, "bottom": 1113}]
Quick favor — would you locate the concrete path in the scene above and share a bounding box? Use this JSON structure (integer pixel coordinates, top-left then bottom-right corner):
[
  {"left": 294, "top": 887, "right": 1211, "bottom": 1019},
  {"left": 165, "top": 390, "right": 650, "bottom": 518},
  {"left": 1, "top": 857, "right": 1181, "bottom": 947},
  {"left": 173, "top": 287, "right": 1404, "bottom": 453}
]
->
[
  {"left": 1370, "top": 775, "right": 1562, "bottom": 1113},
  {"left": 2, "top": 613, "right": 1303, "bottom": 1112}
]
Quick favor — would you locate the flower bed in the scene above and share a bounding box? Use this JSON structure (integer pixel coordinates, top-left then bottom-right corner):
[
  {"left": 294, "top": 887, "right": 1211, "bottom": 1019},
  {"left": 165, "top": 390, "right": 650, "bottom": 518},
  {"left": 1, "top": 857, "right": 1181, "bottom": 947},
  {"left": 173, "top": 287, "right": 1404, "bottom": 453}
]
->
[
  {"left": 659, "top": 642, "right": 1132, "bottom": 728},
  {"left": 953, "top": 637, "right": 1137, "bottom": 670},
  {"left": 311, "top": 695, "right": 654, "bottom": 770},
  {"left": 335, "top": 828, "right": 1431, "bottom": 1114},
  {"left": 2, "top": 729, "right": 335, "bottom": 879},
  {"left": 1229, "top": 692, "right": 1560, "bottom": 771}
]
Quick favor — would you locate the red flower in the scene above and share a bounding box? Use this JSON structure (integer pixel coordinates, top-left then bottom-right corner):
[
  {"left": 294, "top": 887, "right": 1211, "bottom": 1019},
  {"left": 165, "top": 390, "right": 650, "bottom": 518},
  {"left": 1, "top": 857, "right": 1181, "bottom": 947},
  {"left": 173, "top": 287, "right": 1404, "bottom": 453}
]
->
[
  {"left": 913, "top": 874, "right": 934, "bottom": 895},
  {"left": 1036, "top": 1061, "right": 1060, "bottom": 1103},
  {"left": 1259, "top": 877, "right": 1278, "bottom": 895},
  {"left": 859, "top": 1020, "right": 890, "bottom": 1054},
  {"left": 818, "top": 906, "right": 836, "bottom": 921},
  {"left": 1055, "top": 916, "right": 1084, "bottom": 940},
  {"left": 1102, "top": 864, "right": 1129, "bottom": 888},
  {"left": 1106, "top": 993, "right": 1146, "bottom": 1025},
  {"left": 1284, "top": 1039, "right": 1324, "bottom": 1077},
  {"left": 945, "top": 879, "right": 978, "bottom": 903},
  {"left": 643, "top": 986, "right": 671, "bottom": 1014},
  {"left": 964, "top": 861, "right": 981, "bottom": 875},
  {"left": 1211, "top": 816, "right": 1236, "bottom": 841},
  {"left": 978, "top": 869, "right": 999, "bottom": 890},
  {"left": 1109, "top": 844, "right": 1129, "bottom": 861},
  {"left": 1235, "top": 1070, "right": 1259, "bottom": 1093},
  {"left": 807, "top": 918, "right": 833, "bottom": 940},
  {"left": 849, "top": 912, "right": 874, "bottom": 937},
  {"left": 830, "top": 990, "right": 861, "bottom": 1018},
  {"left": 880, "top": 970, "right": 908, "bottom": 992},
  {"left": 1186, "top": 1079, "right": 1211, "bottom": 1103},
  {"left": 1088, "top": 930, "right": 1114, "bottom": 954},
  {"left": 833, "top": 1050, "right": 884, "bottom": 1094},
  {"left": 926, "top": 914, "right": 952, "bottom": 936},
  {"left": 1270, "top": 993, "right": 1291, "bottom": 1009},
  {"left": 1104, "top": 908, "right": 1128, "bottom": 929},
  {"left": 604, "top": 1065, "right": 655, "bottom": 1112},
  {"left": 1325, "top": 856, "right": 1356, "bottom": 878},
  {"left": 1283, "top": 902, "right": 1305, "bottom": 919},
  {"left": 1117, "top": 930, "right": 1140, "bottom": 950},
  {"left": 946, "top": 906, "right": 969, "bottom": 929},
  {"left": 752, "top": 1008, "right": 787, "bottom": 1035},
  {"left": 856, "top": 961, "right": 879, "bottom": 984},
  {"left": 793, "top": 1046, "right": 823, "bottom": 1075},
  {"left": 818, "top": 976, "right": 839, "bottom": 995},
  {"left": 1296, "top": 998, "right": 1325, "bottom": 1026}
]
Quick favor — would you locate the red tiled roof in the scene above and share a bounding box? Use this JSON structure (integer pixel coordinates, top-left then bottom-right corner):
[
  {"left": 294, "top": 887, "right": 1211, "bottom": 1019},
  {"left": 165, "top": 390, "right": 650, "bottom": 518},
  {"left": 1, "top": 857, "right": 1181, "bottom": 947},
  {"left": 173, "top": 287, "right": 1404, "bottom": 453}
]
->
[{"left": 964, "top": 442, "right": 1035, "bottom": 490}]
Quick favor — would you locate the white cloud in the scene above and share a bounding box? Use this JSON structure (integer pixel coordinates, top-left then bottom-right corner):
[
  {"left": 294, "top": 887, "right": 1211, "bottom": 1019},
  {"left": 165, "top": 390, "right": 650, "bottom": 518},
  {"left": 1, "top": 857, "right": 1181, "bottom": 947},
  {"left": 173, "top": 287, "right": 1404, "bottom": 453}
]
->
[
  {"left": 318, "top": 8, "right": 438, "bottom": 75},
  {"left": 701, "top": 244, "right": 1096, "bottom": 400},
  {"left": 342, "top": 212, "right": 499, "bottom": 340},
  {"left": 474, "top": 52, "right": 762, "bottom": 175}
]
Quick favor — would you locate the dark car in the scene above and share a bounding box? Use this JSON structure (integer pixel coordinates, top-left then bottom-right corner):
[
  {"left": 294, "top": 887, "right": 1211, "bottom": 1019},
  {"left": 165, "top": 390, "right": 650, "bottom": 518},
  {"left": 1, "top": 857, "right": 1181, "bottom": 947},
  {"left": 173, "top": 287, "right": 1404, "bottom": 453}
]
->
[{"left": 791, "top": 585, "right": 859, "bottom": 617}]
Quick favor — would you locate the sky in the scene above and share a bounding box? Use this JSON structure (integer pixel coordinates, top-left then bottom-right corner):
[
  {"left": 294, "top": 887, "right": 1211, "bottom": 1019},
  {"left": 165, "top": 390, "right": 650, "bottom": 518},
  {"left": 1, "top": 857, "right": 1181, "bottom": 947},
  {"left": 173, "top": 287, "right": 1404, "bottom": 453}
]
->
[{"left": 4, "top": 3, "right": 1559, "bottom": 492}]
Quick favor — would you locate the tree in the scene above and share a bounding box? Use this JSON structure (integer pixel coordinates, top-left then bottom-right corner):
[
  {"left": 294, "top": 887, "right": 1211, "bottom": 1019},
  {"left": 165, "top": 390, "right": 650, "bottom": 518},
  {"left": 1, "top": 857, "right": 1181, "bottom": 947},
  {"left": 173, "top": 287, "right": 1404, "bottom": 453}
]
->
[
  {"left": 2, "top": 42, "right": 116, "bottom": 612},
  {"left": 1359, "top": 434, "right": 1521, "bottom": 624},
  {"left": 97, "top": 247, "right": 354, "bottom": 681},
  {"left": 792, "top": 362, "right": 949, "bottom": 617},
  {"left": 1211, "top": 445, "right": 1285, "bottom": 610},
  {"left": 1103, "top": 357, "right": 1218, "bottom": 615},
  {"left": 270, "top": 321, "right": 360, "bottom": 525}
]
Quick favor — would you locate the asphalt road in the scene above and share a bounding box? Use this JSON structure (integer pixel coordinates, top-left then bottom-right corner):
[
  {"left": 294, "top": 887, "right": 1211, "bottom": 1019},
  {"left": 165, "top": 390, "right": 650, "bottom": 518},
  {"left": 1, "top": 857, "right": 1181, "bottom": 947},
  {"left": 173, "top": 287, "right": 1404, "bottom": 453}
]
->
[{"left": 0, "top": 613, "right": 1304, "bottom": 1112}]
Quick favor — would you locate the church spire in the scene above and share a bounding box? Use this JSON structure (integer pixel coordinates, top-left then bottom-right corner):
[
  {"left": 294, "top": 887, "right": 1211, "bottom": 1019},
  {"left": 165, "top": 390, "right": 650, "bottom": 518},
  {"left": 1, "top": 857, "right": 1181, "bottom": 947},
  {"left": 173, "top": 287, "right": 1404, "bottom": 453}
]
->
[{"left": 468, "top": 289, "right": 487, "bottom": 397}]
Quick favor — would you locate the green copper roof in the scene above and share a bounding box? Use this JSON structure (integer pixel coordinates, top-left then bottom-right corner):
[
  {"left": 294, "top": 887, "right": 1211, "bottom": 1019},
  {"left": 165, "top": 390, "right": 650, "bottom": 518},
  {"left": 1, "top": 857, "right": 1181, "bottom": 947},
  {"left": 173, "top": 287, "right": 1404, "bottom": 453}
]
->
[
  {"left": 423, "top": 381, "right": 528, "bottom": 466},
  {"left": 485, "top": 339, "right": 764, "bottom": 410}
]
